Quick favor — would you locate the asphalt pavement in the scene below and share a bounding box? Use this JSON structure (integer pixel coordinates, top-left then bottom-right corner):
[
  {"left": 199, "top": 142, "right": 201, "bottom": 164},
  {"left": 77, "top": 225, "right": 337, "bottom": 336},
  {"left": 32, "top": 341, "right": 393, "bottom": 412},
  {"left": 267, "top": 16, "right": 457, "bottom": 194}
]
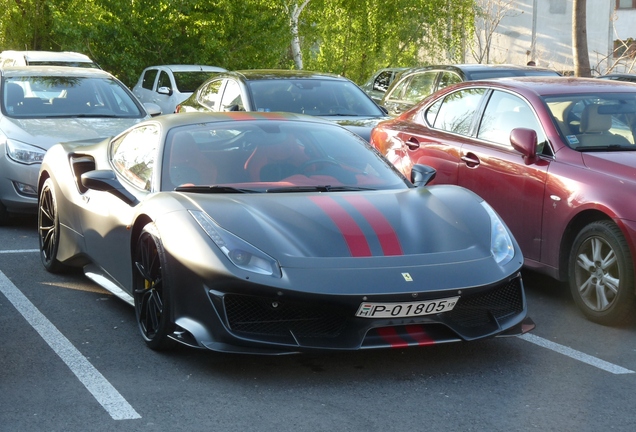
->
[{"left": 1, "top": 216, "right": 635, "bottom": 432}]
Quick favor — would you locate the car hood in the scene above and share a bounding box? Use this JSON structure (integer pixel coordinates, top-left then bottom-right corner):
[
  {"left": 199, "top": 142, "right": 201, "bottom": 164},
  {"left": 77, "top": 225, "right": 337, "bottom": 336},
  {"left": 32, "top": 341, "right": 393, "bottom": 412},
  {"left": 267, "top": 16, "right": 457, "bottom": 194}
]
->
[
  {"left": 181, "top": 187, "right": 497, "bottom": 267},
  {"left": 581, "top": 151, "right": 636, "bottom": 181},
  {"left": 0, "top": 117, "right": 143, "bottom": 150},
  {"left": 326, "top": 115, "right": 390, "bottom": 141}
]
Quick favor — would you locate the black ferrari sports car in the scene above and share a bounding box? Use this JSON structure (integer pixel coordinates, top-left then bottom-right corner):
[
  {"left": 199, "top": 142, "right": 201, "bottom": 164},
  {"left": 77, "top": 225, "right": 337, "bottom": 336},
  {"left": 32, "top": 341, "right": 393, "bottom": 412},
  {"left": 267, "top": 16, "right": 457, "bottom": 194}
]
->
[{"left": 38, "top": 111, "right": 534, "bottom": 353}]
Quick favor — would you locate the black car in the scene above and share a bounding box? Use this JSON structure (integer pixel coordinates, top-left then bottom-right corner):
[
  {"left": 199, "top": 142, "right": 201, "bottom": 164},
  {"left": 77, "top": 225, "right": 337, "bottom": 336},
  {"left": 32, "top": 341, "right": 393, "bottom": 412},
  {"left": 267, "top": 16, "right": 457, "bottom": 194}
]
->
[
  {"left": 37, "top": 111, "right": 533, "bottom": 353},
  {"left": 597, "top": 73, "right": 636, "bottom": 83},
  {"left": 380, "top": 64, "right": 561, "bottom": 116},
  {"left": 175, "top": 69, "right": 389, "bottom": 141}
]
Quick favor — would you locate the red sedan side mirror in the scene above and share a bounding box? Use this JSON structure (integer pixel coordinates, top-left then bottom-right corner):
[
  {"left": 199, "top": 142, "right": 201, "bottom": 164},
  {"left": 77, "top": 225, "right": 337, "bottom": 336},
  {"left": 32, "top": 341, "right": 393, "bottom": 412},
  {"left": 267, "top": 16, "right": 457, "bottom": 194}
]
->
[{"left": 510, "top": 128, "right": 538, "bottom": 165}]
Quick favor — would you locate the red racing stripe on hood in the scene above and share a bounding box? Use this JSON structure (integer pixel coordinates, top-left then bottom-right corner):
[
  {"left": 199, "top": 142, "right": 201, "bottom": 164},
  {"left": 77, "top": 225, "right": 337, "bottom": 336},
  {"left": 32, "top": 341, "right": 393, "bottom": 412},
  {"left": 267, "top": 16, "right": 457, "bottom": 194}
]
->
[
  {"left": 309, "top": 196, "right": 371, "bottom": 257},
  {"left": 343, "top": 195, "right": 403, "bottom": 256}
]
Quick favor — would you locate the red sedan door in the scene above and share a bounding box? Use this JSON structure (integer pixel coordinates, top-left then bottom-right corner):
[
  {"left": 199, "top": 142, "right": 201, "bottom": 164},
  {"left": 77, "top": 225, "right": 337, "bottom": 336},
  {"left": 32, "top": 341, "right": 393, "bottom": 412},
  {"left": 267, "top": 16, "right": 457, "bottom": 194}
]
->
[{"left": 455, "top": 89, "right": 550, "bottom": 262}]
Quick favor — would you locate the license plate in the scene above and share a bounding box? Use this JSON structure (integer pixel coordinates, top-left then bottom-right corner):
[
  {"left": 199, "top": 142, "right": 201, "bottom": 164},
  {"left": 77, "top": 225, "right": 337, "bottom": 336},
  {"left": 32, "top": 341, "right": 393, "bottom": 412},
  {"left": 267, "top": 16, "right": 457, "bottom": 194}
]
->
[{"left": 355, "top": 296, "right": 460, "bottom": 318}]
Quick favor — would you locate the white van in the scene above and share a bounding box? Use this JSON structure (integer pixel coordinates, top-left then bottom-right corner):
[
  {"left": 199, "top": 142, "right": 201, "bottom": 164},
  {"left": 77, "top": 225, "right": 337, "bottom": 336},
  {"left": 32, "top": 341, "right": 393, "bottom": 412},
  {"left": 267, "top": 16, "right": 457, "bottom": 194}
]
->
[{"left": 0, "top": 50, "right": 99, "bottom": 69}]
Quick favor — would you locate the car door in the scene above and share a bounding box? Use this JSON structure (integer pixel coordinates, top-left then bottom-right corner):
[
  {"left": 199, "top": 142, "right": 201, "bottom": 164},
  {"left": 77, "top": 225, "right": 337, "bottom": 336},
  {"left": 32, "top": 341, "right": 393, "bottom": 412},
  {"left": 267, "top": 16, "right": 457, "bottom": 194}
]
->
[
  {"left": 383, "top": 71, "right": 439, "bottom": 117},
  {"left": 387, "top": 87, "right": 488, "bottom": 185},
  {"left": 456, "top": 89, "right": 551, "bottom": 261},
  {"left": 382, "top": 75, "right": 413, "bottom": 116},
  {"left": 196, "top": 78, "right": 225, "bottom": 111},
  {"left": 369, "top": 70, "right": 395, "bottom": 103},
  {"left": 218, "top": 79, "right": 245, "bottom": 111},
  {"left": 435, "top": 71, "right": 462, "bottom": 93},
  {"left": 134, "top": 68, "right": 159, "bottom": 105},
  {"left": 153, "top": 69, "right": 177, "bottom": 114},
  {"left": 80, "top": 125, "right": 160, "bottom": 290}
]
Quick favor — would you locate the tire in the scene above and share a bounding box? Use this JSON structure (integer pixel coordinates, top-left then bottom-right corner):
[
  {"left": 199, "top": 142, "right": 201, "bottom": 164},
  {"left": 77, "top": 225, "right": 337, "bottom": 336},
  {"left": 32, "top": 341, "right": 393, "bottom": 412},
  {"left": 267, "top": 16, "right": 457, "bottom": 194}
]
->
[
  {"left": 569, "top": 220, "right": 636, "bottom": 326},
  {"left": 38, "top": 178, "right": 67, "bottom": 273},
  {"left": 133, "top": 223, "right": 176, "bottom": 350},
  {"left": 0, "top": 200, "right": 10, "bottom": 225}
]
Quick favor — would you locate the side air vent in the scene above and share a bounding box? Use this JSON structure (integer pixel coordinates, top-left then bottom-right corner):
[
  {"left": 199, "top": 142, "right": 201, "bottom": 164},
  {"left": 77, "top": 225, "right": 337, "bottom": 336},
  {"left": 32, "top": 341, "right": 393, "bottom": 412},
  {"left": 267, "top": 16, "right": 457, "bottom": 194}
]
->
[{"left": 70, "top": 155, "right": 96, "bottom": 193}]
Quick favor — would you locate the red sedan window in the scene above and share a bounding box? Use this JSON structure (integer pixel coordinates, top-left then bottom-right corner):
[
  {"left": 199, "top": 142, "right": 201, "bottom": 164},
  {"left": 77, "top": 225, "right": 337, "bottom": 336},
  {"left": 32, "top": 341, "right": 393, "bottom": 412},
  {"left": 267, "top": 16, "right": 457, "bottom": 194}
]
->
[
  {"left": 477, "top": 90, "right": 546, "bottom": 149},
  {"left": 430, "top": 88, "right": 486, "bottom": 135}
]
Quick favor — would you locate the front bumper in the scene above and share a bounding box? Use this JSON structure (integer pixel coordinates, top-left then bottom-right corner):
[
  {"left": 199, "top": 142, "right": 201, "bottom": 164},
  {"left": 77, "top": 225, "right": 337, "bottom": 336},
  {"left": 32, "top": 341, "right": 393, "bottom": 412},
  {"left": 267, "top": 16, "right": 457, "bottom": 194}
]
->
[
  {"left": 0, "top": 151, "right": 39, "bottom": 213},
  {"left": 170, "top": 272, "right": 533, "bottom": 354}
]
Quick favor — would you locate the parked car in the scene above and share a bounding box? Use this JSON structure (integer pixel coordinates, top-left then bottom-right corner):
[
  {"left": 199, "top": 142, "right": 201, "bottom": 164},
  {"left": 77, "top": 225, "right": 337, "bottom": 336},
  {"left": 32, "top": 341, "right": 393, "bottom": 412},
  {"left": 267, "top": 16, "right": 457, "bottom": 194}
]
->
[
  {"left": 37, "top": 111, "right": 533, "bottom": 353},
  {"left": 175, "top": 69, "right": 389, "bottom": 141},
  {"left": 597, "top": 73, "right": 636, "bottom": 83},
  {"left": 360, "top": 67, "right": 409, "bottom": 104},
  {"left": 0, "top": 66, "right": 160, "bottom": 224},
  {"left": 380, "top": 64, "right": 561, "bottom": 116},
  {"left": 371, "top": 76, "right": 636, "bottom": 326},
  {"left": 132, "top": 64, "right": 226, "bottom": 115},
  {"left": 0, "top": 50, "right": 99, "bottom": 69}
]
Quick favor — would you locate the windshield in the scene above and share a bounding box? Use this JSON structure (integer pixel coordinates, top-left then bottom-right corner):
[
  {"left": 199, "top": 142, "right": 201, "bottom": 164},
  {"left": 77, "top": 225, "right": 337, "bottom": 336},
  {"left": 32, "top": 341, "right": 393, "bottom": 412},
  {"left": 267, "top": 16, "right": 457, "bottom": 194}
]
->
[
  {"left": 544, "top": 93, "right": 636, "bottom": 150},
  {"left": 172, "top": 71, "right": 220, "bottom": 92},
  {"left": 161, "top": 120, "right": 407, "bottom": 192},
  {"left": 27, "top": 61, "right": 99, "bottom": 69},
  {"left": 247, "top": 79, "right": 384, "bottom": 116},
  {"left": 2, "top": 76, "right": 145, "bottom": 118}
]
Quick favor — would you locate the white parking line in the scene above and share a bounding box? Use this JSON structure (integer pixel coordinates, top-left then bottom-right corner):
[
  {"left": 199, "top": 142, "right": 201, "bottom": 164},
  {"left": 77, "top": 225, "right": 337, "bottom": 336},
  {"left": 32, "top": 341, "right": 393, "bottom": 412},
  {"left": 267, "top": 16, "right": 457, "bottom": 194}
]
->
[
  {"left": 519, "top": 333, "right": 634, "bottom": 374},
  {"left": 0, "top": 249, "right": 39, "bottom": 253},
  {"left": 0, "top": 270, "right": 141, "bottom": 420}
]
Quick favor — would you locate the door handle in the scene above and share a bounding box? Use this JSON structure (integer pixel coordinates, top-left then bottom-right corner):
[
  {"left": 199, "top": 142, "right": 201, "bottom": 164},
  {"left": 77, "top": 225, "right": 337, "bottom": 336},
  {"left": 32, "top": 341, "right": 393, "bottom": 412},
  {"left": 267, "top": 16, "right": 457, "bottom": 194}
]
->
[
  {"left": 460, "top": 153, "right": 480, "bottom": 168},
  {"left": 405, "top": 137, "right": 420, "bottom": 151}
]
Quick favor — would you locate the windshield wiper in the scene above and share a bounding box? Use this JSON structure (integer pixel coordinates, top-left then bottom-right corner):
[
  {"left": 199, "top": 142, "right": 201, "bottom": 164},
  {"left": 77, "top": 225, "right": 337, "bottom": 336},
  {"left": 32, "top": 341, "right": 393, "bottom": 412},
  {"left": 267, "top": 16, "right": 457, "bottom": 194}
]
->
[
  {"left": 174, "top": 185, "right": 258, "bottom": 193},
  {"left": 266, "top": 185, "right": 373, "bottom": 193},
  {"left": 577, "top": 144, "right": 636, "bottom": 152},
  {"left": 43, "top": 114, "right": 120, "bottom": 118}
]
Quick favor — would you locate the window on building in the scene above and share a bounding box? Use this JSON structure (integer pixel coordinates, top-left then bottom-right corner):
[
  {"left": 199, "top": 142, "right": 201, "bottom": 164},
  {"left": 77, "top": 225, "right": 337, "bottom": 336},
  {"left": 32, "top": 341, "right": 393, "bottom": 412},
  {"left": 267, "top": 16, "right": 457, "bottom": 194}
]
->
[{"left": 617, "top": 0, "right": 636, "bottom": 9}]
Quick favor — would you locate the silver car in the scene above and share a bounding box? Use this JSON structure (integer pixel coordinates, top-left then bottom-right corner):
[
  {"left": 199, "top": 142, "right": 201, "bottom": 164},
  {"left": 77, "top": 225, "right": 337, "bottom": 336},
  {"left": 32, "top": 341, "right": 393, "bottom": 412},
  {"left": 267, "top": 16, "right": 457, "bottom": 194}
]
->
[
  {"left": 132, "top": 65, "right": 226, "bottom": 115},
  {"left": 0, "top": 66, "right": 159, "bottom": 223}
]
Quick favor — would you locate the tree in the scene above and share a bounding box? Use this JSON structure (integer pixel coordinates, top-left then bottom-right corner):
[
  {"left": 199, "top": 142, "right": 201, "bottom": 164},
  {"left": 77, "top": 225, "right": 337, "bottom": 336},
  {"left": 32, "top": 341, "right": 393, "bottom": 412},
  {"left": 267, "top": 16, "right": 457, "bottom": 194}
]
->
[
  {"left": 284, "top": 0, "right": 311, "bottom": 70},
  {"left": 301, "top": 0, "right": 474, "bottom": 83},
  {"left": 470, "top": 0, "right": 518, "bottom": 64},
  {"left": 572, "top": 0, "right": 591, "bottom": 77},
  {"left": 0, "top": 0, "right": 477, "bottom": 87}
]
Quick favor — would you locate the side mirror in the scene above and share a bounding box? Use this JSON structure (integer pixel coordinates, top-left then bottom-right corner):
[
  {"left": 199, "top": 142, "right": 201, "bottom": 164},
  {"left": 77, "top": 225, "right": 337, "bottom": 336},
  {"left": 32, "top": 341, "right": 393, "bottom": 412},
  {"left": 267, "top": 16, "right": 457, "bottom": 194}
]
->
[
  {"left": 157, "top": 86, "right": 173, "bottom": 96},
  {"left": 510, "top": 127, "right": 538, "bottom": 165},
  {"left": 410, "top": 164, "right": 437, "bottom": 187},
  {"left": 143, "top": 102, "right": 162, "bottom": 117},
  {"left": 81, "top": 170, "right": 139, "bottom": 206}
]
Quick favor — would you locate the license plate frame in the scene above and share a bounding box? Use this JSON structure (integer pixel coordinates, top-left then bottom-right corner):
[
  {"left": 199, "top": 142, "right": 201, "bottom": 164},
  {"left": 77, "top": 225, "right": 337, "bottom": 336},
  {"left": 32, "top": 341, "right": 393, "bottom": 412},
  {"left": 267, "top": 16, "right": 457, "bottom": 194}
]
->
[{"left": 355, "top": 296, "right": 460, "bottom": 318}]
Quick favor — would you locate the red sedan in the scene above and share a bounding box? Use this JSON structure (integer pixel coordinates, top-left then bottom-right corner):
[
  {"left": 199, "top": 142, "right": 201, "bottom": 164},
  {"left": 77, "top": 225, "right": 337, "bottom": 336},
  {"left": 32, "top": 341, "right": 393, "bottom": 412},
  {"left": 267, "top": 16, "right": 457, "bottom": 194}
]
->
[{"left": 371, "top": 77, "right": 636, "bottom": 326}]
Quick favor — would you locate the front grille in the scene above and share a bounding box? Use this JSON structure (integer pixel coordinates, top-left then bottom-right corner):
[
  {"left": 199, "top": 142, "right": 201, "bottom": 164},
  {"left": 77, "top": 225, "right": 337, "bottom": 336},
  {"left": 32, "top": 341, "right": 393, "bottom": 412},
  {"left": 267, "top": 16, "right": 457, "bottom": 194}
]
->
[
  {"left": 224, "top": 294, "right": 348, "bottom": 338},
  {"left": 446, "top": 277, "right": 524, "bottom": 328}
]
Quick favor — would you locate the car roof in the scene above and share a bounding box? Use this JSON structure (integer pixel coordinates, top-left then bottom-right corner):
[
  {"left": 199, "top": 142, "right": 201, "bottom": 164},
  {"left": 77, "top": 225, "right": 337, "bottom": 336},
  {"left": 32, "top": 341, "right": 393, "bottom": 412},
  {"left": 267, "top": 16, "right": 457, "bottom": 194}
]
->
[
  {"left": 444, "top": 76, "right": 636, "bottom": 96},
  {"left": 398, "top": 63, "right": 558, "bottom": 77},
  {"left": 1, "top": 50, "right": 94, "bottom": 62},
  {"left": 224, "top": 69, "right": 347, "bottom": 81},
  {"left": 144, "top": 64, "right": 227, "bottom": 72},
  {"left": 0, "top": 66, "right": 114, "bottom": 78}
]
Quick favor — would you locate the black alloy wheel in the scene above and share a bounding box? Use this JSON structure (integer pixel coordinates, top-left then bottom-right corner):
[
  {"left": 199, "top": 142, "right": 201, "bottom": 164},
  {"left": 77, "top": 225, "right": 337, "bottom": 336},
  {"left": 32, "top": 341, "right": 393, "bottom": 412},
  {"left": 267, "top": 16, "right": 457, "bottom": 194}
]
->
[
  {"left": 38, "top": 178, "right": 66, "bottom": 273},
  {"left": 569, "top": 220, "right": 636, "bottom": 326},
  {"left": 133, "top": 223, "right": 176, "bottom": 350}
]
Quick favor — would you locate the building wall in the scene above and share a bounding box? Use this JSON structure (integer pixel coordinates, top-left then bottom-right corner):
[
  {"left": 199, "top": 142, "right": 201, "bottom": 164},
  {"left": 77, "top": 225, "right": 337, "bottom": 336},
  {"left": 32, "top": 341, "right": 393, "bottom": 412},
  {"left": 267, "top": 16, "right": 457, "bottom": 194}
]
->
[{"left": 479, "top": 0, "right": 630, "bottom": 75}]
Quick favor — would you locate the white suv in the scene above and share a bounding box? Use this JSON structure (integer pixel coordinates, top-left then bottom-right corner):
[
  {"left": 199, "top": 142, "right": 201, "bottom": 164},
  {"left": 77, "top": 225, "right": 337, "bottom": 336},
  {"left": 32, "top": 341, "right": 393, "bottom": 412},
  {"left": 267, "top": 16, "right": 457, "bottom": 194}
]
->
[
  {"left": 0, "top": 50, "right": 99, "bottom": 69},
  {"left": 132, "top": 65, "right": 225, "bottom": 115}
]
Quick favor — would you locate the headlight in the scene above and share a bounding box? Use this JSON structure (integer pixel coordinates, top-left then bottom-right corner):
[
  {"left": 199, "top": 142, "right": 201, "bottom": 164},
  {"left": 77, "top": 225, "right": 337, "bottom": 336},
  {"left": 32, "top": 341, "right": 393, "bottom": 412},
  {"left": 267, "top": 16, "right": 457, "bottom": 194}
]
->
[
  {"left": 189, "top": 210, "right": 281, "bottom": 277},
  {"left": 480, "top": 201, "right": 515, "bottom": 265},
  {"left": 5, "top": 138, "right": 46, "bottom": 164}
]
